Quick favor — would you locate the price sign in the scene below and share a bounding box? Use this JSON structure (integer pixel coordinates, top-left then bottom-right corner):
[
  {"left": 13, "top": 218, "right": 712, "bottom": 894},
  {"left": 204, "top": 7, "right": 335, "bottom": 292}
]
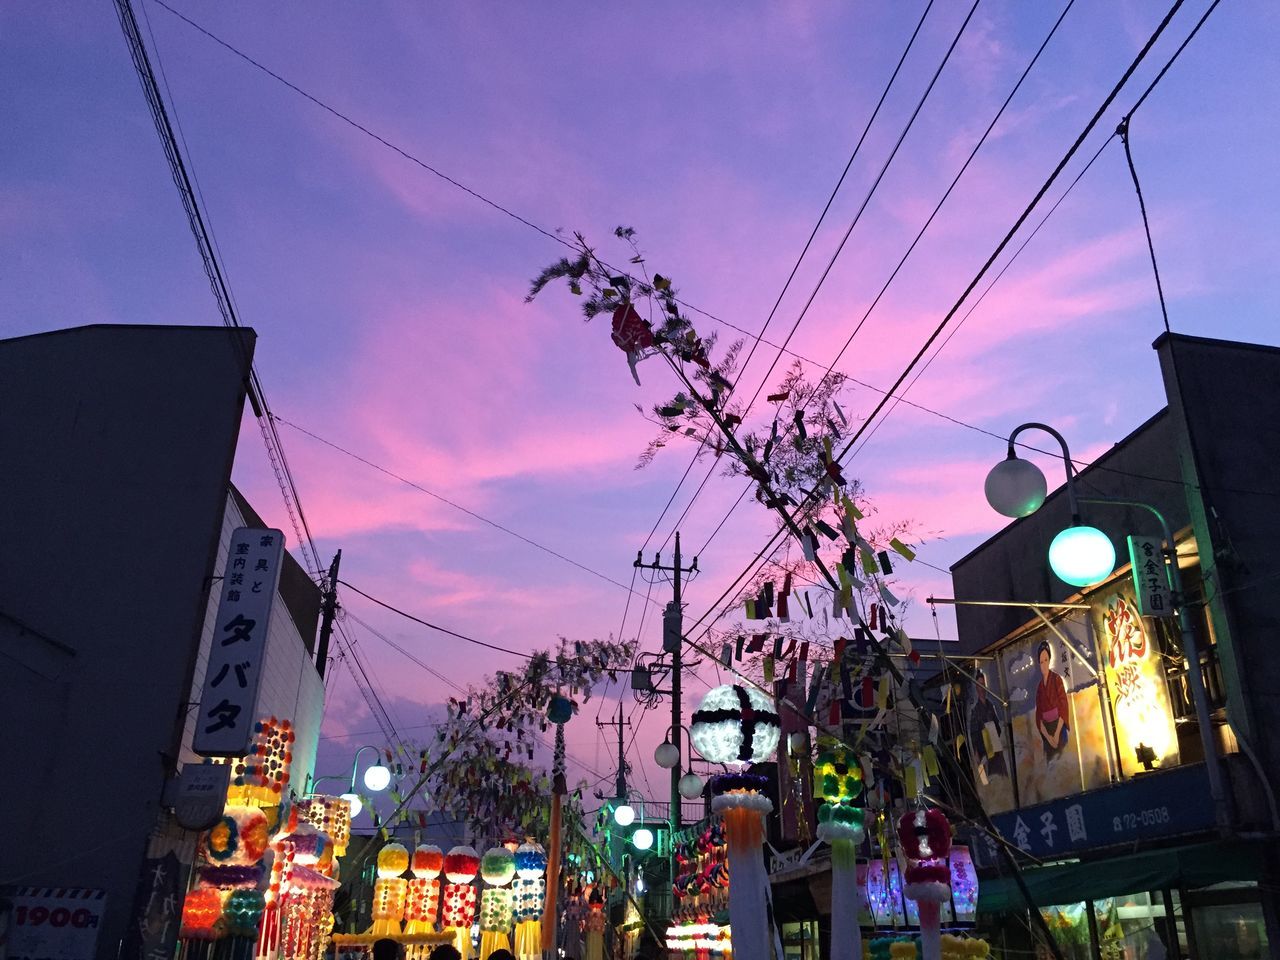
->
[{"left": 2, "top": 887, "right": 106, "bottom": 960}]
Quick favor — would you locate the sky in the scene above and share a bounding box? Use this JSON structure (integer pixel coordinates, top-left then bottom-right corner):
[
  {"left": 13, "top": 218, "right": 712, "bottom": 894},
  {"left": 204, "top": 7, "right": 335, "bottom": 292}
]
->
[{"left": 3, "top": 0, "right": 1278, "bottom": 819}]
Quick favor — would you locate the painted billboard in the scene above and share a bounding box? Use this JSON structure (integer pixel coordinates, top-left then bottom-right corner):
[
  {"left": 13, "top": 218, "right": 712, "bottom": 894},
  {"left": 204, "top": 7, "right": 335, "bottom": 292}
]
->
[{"left": 1089, "top": 585, "right": 1180, "bottom": 777}]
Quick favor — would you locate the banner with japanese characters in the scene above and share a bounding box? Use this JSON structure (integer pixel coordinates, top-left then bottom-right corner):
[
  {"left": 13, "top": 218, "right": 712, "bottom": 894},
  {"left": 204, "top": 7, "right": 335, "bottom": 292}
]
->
[{"left": 193, "top": 527, "right": 285, "bottom": 756}]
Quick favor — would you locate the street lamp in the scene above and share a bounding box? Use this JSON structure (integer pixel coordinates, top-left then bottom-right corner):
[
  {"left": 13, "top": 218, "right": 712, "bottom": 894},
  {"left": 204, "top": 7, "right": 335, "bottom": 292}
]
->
[
  {"left": 984, "top": 423, "right": 1115, "bottom": 587},
  {"left": 613, "top": 802, "right": 636, "bottom": 827},
  {"left": 632, "top": 828, "right": 655, "bottom": 851},
  {"left": 985, "top": 421, "right": 1228, "bottom": 827},
  {"left": 307, "top": 744, "right": 394, "bottom": 818}
]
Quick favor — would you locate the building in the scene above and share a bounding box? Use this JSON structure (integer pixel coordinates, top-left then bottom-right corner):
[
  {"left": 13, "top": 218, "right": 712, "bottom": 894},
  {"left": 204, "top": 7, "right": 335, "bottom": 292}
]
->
[
  {"left": 948, "top": 333, "right": 1280, "bottom": 958},
  {"left": 0, "top": 325, "right": 325, "bottom": 960}
]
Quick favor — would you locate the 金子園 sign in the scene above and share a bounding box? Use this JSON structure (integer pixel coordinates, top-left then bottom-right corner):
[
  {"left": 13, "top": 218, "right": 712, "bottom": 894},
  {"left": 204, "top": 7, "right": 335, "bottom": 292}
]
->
[
  {"left": 1127, "top": 536, "right": 1174, "bottom": 619},
  {"left": 193, "top": 527, "right": 284, "bottom": 756}
]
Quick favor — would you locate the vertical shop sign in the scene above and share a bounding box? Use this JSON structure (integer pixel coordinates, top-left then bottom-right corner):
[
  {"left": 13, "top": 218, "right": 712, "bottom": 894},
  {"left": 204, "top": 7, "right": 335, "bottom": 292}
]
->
[
  {"left": 120, "top": 852, "right": 187, "bottom": 960},
  {"left": 1127, "top": 536, "right": 1174, "bottom": 619},
  {"left": 193, "top": 527, "right": 285, "bottom": 756}
]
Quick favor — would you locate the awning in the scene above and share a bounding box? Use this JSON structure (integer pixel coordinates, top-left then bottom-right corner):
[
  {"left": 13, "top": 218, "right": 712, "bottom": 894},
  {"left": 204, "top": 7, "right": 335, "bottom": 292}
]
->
[{"left": 977, "top": 841, "right": 1266, "bottom": 914}]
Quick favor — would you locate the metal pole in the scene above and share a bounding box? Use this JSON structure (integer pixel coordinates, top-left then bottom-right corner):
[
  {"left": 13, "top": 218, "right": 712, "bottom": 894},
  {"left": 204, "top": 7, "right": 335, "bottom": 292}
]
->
[
  {"left": 670, "top": 532, "right": 683, "bottom": 914},
  {"left": 1078, "top": 496, "right": 1229, "bottom": 827},
  {"left": 616, "top": 700, "right": 628, "bottom": 799}
]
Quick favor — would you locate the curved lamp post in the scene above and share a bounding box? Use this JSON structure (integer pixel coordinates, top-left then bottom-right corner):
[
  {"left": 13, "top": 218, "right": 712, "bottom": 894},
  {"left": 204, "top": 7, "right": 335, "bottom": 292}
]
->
[
  {"left": 308, "top": 744, "right": 393, "bottom": 818},
  {"left": 985, "top": 422, "right": 1228, "bottom": 827}
]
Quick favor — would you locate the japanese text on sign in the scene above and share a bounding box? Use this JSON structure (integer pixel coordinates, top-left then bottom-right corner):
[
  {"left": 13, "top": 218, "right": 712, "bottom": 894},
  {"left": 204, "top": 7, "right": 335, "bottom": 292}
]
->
[
  {"left": 1127, "top": 535, "right": 1174, "bottom": 619},
  {"left": 193, "top": 528, "right": 284, "bottom": 756}
]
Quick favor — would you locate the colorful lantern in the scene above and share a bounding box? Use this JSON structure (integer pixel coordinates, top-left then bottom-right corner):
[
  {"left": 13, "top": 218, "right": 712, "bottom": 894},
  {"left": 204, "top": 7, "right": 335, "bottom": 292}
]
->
[
  {"left": 224, "top": 889, "right": 266, "bottom": 938},
  {"left": 180, "top": 887, "right": 226, "bottom": 940},
  {"left": 226, "top": 716, "right": 294, "bottom": 807},
  {"left": 814, "top": 740, "right": 866, "bottom": 960},
  {"left": 404, "top": 844, "right": 443, "bottom": 934},
  {"left": 709, "top": 771, "right": 775, "bottom": 960},
  {"left": 690, "top": 684, "right": 781, "bottom": 764},
  {"left": 948, "top": 847, "right": 979, "bottom": 926},
  {"left": 512, "top": 842, "right": 546, "bottom": 960},
  {"left": 370, "top": 843, "right": 409, "bottom": 936},
  {"left": 898, "top": 807, "right": 953, "bottom": 960},
  {"left": 584, "top": 888, "right": 605, "bottom": 960},
  {"left": 442, "top": 845, "right": 479, "bottom": 956},
  {"left": 479, "top": 847, "right": 516, "bottom": 960},
  {"left": 207, "top": 807, "right": 270, "bottom": 865},
  {"left": 296, "top": 794, "right": 352, "bottom": 858}
]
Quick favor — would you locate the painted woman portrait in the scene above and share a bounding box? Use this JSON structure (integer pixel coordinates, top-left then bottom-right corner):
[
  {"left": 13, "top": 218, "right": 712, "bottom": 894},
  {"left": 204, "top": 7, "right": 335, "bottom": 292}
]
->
[{"left": 1034, "top": 641, "right": 1070, "bottom": 762}]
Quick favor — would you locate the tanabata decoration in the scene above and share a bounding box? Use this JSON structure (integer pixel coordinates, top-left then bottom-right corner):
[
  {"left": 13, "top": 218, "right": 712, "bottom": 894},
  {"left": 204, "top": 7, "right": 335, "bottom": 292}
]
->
[
  {"left": 814, "top": 741, "right": 865, "bottom": 960},
  {"left": 296, "top": 794, "right": 352, "bottom": 858},
  {"left": 542, "top": 696, "right": 575, "bottom": 954},
  {"left": 692, "top": 684, "right": 782, "bottom": 960},
  {"left": 441, "top": 845, "right": 480, "bottom": 958},
  {"left": 948, "top": 847, "right": 979, "bottom": 926},
  {"left": 370, "top": 842, "right": 410, "bottom": 936},
  {"left": 512, "top": 841, "right": 547, "bottom": 960},
  {"left": 226, "top": 716, "right": 294, "bottom": 809},
  {"left": 940, "top": 935, "right": 990, "bottom": 959},
  {"left": 224, "top": 889, "right": 266, "bottom": 939},
  {"left": 207, "top": 807, "right": 270, "bottom": 865},
  {"left": 897, "top": 807, "right": 952, "bottom": 960},
  {"left": 404, "top": 844, "right": 443, "bottom": 934},
  {"left": 583, "top": 888, "right": 605, "bottom": 960},
  {"left": 478, "top": 847, "right": 516, "bottom": 960},
  {"left": 180, "top": 886, "right": 226, "bottom": 941}
]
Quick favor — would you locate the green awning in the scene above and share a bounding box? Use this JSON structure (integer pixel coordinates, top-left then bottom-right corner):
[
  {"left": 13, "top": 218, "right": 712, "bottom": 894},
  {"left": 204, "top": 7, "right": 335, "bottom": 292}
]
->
[{"left": 977, "top": 841, "right": 1265, "bottom": 914}]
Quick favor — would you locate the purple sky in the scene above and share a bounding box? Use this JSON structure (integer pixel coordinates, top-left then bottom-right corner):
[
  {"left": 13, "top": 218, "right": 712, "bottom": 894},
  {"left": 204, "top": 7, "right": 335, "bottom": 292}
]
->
[{"left": 4, "top": 1, "right": 1278, "bottom": 814}]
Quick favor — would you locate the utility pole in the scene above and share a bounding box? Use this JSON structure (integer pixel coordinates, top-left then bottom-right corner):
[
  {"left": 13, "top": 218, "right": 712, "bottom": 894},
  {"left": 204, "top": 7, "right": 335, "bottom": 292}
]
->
[
  {"left": 597, "top": 700, "right": 631, "bottom": 799},
  {"left": 634, "top": 532, "right": 698, "bottom": 871},
  {"left": 316, "top": 550, "right": 342, "bottom": 679}
]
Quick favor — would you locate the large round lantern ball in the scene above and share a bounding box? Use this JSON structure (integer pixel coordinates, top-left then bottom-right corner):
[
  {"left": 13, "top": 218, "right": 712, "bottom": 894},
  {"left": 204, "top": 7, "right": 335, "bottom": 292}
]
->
[
  {"left": 690, "top": 684, "right": 781, "bottom": 765},
  {"left": 814, "top": 742, "right": 863, "bottom": 804},
  {"left": 412, "top": 844, "right": 444, "bottom": 879},
  {"left": 444, "top": 845, "right": 480, "bottom": 884},
  {"left": 377, "top": 842, "right": 410, "bottom": 878},
  {"left": 514, "top": 842, "right": 547, "bottom": 880},
  {"left": 547, "top": 695, "right": 575, "bottom": 725},
  {"left": 481, "top": 847, "right": 516, "bottom": 886},
  {"left": 896, "top": 807, "right": 952, "bottom": 863}
]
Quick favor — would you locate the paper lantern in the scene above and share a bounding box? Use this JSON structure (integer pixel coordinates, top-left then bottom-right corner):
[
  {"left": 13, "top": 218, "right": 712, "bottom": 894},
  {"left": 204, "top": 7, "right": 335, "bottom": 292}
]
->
[
  {"left": 815, "top": 741, "right": 864, "bottom": 804},
  {"left": 514, "top": 842, "right": 546, "bottom": 880},
  {"left": 372, "top": 878, "right": 407, "bottom": 922},
  {"left": 482, "top": 847, "right": 516, "bottom": 886},
  {"left": 224, "top": 889, "right": 265, "bottom": 938},
  {"left": 207, "top": 807, "right": 269, "bottom": 866},
  {"left": 227, "top": 717, "right": 295, "bottom": 805},
  {"left": 377, "top": 842, "right": 411, "bottom": 878},
  {"left": 403, "top": 878, "right": 440, "bottom": 928},
  {"left": 412, "top": 843, "right": 444, "bottom": 878},
  {"left": 283, "top": 824, "right": 330, "bottom": 866},
  {"left": 690, "top": 684, "right": 780, "bottom": 765},
  {"left": 547, "top": 695, "right": 575, "bottom": 724},
  {"left": 296, "top": 795, "right": 352, "bottom": 857},
  {"left": 897, "top": 808, "right": 952, "bottom": 901},
  {"left": 197, "top": 864, "right": 263, "bottom": 890},
  {"left": 180, "top": 886, "right": 226, "bottom": 940},
  {"left": 444, "top": 845, "right": 479, "bottom": 884}
]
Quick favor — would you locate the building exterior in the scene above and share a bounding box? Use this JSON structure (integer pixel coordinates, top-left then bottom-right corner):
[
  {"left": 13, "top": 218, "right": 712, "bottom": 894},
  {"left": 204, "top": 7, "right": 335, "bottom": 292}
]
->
[
  {"left": 948, "top": 333, "right": 1280, "bottom": 959},
  {"left": 0, "top": 325, "right": 325, "bottom": 960}
]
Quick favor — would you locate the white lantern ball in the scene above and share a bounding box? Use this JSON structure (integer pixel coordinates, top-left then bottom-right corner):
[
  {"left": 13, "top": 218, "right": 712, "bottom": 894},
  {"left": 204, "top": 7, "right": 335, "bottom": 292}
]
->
[{"left": 690, "top": 684, "right": 780, "bottom": 765}]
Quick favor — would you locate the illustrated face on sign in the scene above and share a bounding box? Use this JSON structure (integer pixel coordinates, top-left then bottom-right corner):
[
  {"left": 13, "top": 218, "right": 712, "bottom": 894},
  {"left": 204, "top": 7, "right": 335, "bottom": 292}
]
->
[{"left": 1038, "top": 644, "right": 1052, "bottom": 681}]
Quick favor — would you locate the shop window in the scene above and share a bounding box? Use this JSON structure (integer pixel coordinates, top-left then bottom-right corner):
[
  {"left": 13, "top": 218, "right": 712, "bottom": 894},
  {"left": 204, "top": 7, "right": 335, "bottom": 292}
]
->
[
  {"left": 779, "top": 921, "right": 819, "bottom": 960},
  {"left": 1190, "top": 901, "right": 1269, "bottom": 959},
  {"left": 1039, "top": 901, "right": 1091, "bottom": 960},
  {"left": 1094, "top": 890, "right": 1179, "bottom": 960}
]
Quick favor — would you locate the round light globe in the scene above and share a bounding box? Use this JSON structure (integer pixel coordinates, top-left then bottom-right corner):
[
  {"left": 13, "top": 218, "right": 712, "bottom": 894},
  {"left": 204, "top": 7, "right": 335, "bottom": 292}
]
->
[
  {"left": 654, "top": 741, "right": 681, "bottom": 769},
  {"left": 678, "top": 772, "right": 704, "bottom": 800},
  {"left": 613, "top": 803, "right": 636, "bottom": 827},
  {"left": 788, "top": 732, "right": 807, "bottom": 755},
  {"left": 632, "top": 828, "right": 654, "bottom": 851},
  {"left": 341, "top": 792, "right": 363, "bottom": 819},
  {"left": 984, "top": 456, "right": 1048, "bottom": 519},
  {"left": 363, "top": 764, "right": 392, "bottom": 792},
  {"left": 1049, "top": 525, "right": 1116, "bottom": 587}
]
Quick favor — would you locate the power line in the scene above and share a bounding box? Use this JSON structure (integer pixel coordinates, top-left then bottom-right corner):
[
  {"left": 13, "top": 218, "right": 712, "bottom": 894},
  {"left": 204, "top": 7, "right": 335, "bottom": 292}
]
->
[
  {"left": 340, "top": 579, "right": 538, "bottom": 660},
  {"left": 273, "top": 414, "right": 660, "bottom": 606},
  {"left": 682, "top": 0, "right": 1202, "bottom": 642}
]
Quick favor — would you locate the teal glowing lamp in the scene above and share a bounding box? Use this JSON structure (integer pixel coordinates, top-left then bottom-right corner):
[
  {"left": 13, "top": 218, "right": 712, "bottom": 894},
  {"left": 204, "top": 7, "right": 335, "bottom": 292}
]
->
[{"left": 1048, "top": 524, "right": 1116, "bottom": 587}]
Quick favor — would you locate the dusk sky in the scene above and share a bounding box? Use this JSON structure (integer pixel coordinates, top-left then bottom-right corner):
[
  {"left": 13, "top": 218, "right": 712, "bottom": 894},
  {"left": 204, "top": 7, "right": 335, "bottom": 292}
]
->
[{"left": 4, "top": 1, "right": 1278, "bottom": 811}]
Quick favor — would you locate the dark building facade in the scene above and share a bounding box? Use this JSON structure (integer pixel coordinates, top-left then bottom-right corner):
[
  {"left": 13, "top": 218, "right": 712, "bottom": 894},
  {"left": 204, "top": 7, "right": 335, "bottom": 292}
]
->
[{"left": 949, "top": 334, "right": 1280, "bottom": 959}]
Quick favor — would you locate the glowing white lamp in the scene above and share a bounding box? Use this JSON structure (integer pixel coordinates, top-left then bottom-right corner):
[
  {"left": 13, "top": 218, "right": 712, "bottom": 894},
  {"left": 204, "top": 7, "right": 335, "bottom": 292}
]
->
[
  {"left": 632, "top": 828, "right": 654, "bottom": 851},
  {"left": 984, "top": 455, "right": 1048, "bottom": 518},
  {"left": 654, "top": 741, "right": 681, "bottom": 769},
  {"left": 678, "top": 773, "right": 704, "bottom": 800},
  {"left": 341, "top": 792, "right": 363, "bottom": 818},
  {"left": 1049, "top": 525, "right": 1116, "bottom": 587},
  {"left": 613, "top": 803, "right": 636, "bottom": 827},
  {"left": 363, "top": 763, "right": 393, "bottom": 792}
]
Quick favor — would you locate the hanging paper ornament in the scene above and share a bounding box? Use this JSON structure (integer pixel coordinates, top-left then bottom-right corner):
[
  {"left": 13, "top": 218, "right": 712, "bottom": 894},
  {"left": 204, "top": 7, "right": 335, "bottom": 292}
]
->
[
  {"left": 206, "top": 807, "right": 270, "bottom": 865},
  {"left": 546, "top": 695, "right": 575, "bottom": 725},
  {"left": 180, "top": 886, "right": 226, "bottom": 940},
  {"left": 369, "top": 843, "right": 409, "bottom": 936},
  {"left": 442, "top": 845, "right": 480, "bottom": 956},
  {"left": 404, "top": 844, "right": 443, "bottom": 934},
  {"left": 691, "top": 684, "right": 781, "bottom": 764},
  {"left": 583, "top": 888, "right": 605, "bottom": 960},
  {"left": 295, "top": 794, "right": 352, "bottom": 858},
  {"left": 898, "top": 807, "right": 953, "bottom": 960},
  {"left": 227, "top": 716, "right": 295, "bottom": 806},
  {"left": 224, "top": 889, "right": 266, "bottom": 938},
  {"left": 709, "top": 772, "right": 774, "bottom": 960},
  {"left": 512, "top": 842, "right": 546, "bottom": 960},
  {"left": 814, "top": 739, "right": 866, "bottom": 960},
  {"left": 479, "top": 847, "right": 516, "bottom": 960}
]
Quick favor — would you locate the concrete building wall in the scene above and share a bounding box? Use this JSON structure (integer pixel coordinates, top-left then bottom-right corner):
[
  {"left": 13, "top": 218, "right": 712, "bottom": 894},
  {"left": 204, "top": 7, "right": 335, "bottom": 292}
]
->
[
  {"left": 1155, "top": 334, "right": 1280, "bottom": 772},
  {"left": 0, "top": 325, "right": 252, "bottom": 960}
]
